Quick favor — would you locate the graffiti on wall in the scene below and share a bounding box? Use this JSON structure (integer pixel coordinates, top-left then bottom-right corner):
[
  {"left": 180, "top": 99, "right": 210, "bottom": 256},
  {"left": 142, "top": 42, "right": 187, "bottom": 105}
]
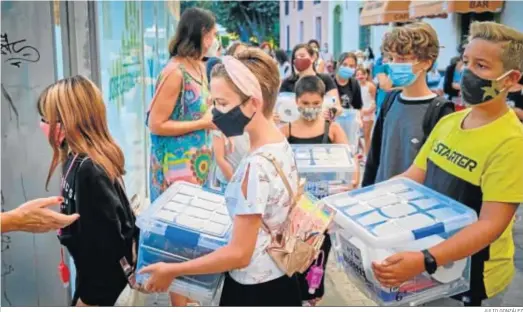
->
[
  {"left": 1, "top": 25, "right": 42, "bottom": 305},
  {"left": 1, "top": 33, "right": 41, "bottom": 68}
]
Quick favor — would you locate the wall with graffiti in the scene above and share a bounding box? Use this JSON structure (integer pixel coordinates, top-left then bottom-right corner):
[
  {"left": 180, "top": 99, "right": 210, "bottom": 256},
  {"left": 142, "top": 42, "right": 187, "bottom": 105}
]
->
[
  {"left": 1, "top": 0, "right": 179, "bottom": 306},
  {"left": 1, "top": 1, "right": 68, "bottom": 306}
]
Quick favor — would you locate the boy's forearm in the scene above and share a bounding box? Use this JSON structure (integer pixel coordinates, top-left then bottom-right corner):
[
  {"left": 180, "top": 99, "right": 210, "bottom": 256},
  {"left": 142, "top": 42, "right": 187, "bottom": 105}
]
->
[
  {"left": 429, "top": 219, "right": 508, "bottom": 267},
  {"left": 353, "top": 156, "right": 361, "bottom": 186}
]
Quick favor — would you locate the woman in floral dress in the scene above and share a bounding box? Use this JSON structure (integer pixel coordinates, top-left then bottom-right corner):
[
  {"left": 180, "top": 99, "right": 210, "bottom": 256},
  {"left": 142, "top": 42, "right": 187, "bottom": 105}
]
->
[{"left": 146, "top": 8, "right": 217, "bottom": 306}]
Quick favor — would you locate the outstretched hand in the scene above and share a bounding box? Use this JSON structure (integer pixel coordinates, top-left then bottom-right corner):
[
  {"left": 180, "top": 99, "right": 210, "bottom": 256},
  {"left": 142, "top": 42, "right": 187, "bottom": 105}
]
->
[{"left": 3, "top": 196, "right": 79, "bottom": 233}]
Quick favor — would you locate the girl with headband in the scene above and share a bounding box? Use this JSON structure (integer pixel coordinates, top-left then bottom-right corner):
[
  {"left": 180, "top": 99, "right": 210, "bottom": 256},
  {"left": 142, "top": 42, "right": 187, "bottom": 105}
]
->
[{"left": 140, "top": 48, "right": 302, "bottom": 306}]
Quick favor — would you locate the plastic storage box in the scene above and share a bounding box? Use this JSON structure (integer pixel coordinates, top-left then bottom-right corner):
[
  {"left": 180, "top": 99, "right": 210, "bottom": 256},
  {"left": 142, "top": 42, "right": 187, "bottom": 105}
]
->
[
  {"left": 135, "top": 181, "right": 231, "bottom": 305},
  {"left": 335, "top": 109, "right": 361, "bottom": 153},
  {"left": 323, "top": 178, "right": 478, "bottom": 306},
  {"left": 323, "top": 95, "right": 337, "bottom": 109},
  {"left": 291, "top": 144, "right": 355, "bottom": 199},
  {"left": 276, "top": 92, "right": 299, "bottom": 123}
]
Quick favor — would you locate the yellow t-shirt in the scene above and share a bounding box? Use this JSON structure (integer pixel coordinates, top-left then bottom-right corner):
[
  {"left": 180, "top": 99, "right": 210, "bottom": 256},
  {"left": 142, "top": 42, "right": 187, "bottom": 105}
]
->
[{"left": 414, "top": 108, "right": 523, "bottom": 301}]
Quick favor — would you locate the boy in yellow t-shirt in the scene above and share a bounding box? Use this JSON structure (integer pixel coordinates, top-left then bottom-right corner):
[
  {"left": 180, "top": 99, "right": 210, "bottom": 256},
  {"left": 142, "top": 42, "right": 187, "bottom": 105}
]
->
[{"left": 372, "top": 21, "right": 523, "bottom": 306}]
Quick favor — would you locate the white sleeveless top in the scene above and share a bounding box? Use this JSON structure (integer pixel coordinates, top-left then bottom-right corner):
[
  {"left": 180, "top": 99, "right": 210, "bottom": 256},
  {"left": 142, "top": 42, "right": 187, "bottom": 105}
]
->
[{"left": 360, "top": 85, "right": 374, "bottom": 109}]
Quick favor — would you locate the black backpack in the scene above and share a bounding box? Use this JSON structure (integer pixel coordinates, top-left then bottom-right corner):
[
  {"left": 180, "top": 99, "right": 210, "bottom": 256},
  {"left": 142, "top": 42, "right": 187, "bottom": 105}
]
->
[{"left": 380, "top": 90, "right": 455, "bottom": 144}]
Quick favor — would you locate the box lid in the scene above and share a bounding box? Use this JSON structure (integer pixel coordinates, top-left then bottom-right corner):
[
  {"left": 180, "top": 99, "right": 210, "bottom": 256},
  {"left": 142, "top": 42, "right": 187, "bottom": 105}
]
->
[
  {"left": 292, "top": 144, "right": 355, "bottom": 173},
  {"left": 137, "top": 181, "right": 231, "bottom": 249},
  {"left": 323, "top": 178, "right": 478, "bottom": 248},
  {"left": 276, "top": 92, "right": 299, "bottom": 123}
]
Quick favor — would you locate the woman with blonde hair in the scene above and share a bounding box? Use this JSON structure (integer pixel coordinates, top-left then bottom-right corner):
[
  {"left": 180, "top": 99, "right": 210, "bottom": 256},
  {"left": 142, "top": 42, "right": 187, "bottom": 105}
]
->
[
  {"left": 38, "top": 75, "right": 138, "bottom": 306},
  {"left": 140, "top": 48, "right": 302, "bottom": 306},
  {"left": 226, "top": 41, "right": 248, "bottom": 57}
]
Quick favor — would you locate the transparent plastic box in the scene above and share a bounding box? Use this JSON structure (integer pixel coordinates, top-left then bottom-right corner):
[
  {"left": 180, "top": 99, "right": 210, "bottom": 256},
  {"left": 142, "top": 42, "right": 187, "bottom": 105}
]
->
[
  {"left": 323, "top": 178, "right": 478, "bottom": 306},
  {"left": 135, "top": 181, "right": 231, "bottom": 305},
  {"left": 335, "top": 109, "right": 361, "bottom": 152},
  {"left": 276, "top": 92, "right": 299, "bottom": 123},
  {"left": 291, "top": 144, "right": 356, "bottom": 199},
  {"left": 323, "top": 95, "right": 337, "bottom": 109}
]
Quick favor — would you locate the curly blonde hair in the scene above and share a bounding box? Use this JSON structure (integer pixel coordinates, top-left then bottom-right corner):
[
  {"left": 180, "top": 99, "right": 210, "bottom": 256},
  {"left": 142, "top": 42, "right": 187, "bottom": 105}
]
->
[
  {"left": 382, "top": 22, "right": 439, "bottom": 68},
  {"left": 468, "top": 21, "right": 523, "bottom": 72}
]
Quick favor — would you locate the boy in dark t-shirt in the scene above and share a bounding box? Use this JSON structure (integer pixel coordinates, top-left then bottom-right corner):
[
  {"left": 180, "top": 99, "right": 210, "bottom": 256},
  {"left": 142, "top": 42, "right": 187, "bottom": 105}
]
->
[{"left": 363, "top": 22, "right": 454, "bottom": 186}]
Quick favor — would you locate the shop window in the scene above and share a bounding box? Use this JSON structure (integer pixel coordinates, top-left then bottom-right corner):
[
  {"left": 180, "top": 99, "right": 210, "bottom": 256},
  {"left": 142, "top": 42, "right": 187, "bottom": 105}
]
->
[
  {"left": 299, "top": 21, "right": 304, "bottom": 42},
  {"left": 287, "top": 25, "right": 290, "bottom": 52},
  {"left": 359, "top": 8, "right": 370, "bottom": 51},
  {"left": 315, "top": 17, "right": 322, "bottom": 44}
]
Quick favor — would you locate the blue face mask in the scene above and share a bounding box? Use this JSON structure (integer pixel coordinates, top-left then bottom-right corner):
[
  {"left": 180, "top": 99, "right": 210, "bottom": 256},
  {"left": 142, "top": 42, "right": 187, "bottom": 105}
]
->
[
  {"left": 338, "top": 66, "right": 355, "bottom": 80},
  {"left": 388, "top": 63, "right": 419, "bottom": 87}
]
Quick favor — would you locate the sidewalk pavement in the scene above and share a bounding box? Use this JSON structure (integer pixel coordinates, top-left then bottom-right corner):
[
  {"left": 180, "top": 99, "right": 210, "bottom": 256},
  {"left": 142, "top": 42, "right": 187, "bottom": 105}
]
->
[{"left": 318, "top": 253, "right": 376, "bottom": 306}]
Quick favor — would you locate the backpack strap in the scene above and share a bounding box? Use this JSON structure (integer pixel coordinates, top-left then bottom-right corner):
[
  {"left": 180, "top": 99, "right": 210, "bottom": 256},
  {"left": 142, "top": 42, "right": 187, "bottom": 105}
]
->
[
  {"left": 253, "top": 153, "right": 298, "bottom": 235},
  {"left": 421, "top": 96, "right": 455, "bottom": 144},
  {"left": 379, "top": 89, "right": 402, "bottom": 121},
  {"left": 256, "top": 154, "right": 296, "bottom": 201}
]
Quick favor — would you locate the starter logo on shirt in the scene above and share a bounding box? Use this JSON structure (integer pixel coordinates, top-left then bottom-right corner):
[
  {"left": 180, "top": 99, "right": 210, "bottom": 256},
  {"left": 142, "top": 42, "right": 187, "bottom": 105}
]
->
[{"left": 432, "top": 142, "right": 478, "bottom": 172}]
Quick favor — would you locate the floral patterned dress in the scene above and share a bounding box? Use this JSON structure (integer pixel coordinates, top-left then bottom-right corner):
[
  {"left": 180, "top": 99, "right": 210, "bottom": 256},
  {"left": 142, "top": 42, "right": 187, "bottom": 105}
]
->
[{"left": 148, "top": 62, "right": 211, "bottom": 202}]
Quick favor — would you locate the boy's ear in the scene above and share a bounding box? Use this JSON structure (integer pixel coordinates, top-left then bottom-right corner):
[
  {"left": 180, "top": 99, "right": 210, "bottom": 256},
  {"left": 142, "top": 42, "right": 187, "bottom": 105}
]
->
[
  {"left": 421, "top": 59, "right": 434, "bottom": 72},
  {"left": 516, "top": 71, "right": 523, "bottom": 86},
  {"left": 505, "top": 70, "right": 522, "bottom": 88}
]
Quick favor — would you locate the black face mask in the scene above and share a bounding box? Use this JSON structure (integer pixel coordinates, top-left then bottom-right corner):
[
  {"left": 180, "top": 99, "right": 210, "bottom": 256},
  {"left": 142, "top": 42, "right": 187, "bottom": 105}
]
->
[
  {"left": 212, "top": 103, "right": 255, "bottom": 137},
  {"left": 460, "top": 68, "right": 510, "bottom": 106}
]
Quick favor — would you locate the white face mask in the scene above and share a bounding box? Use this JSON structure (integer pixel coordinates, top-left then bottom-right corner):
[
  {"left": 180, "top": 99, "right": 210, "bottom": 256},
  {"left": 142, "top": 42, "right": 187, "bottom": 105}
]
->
[{"left": 206, "top": 38, "right": 220, "bottom": 58}]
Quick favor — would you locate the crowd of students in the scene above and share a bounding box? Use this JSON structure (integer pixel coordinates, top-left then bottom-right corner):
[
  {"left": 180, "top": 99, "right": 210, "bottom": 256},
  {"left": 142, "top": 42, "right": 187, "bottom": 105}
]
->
[{"left": 9, "top": 6, "right": 522, "bottom": 308}]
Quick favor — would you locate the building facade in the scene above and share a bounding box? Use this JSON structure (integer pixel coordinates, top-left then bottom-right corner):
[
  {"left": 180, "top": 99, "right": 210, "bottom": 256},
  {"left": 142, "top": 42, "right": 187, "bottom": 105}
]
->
[
  {"left": 359, "top": 0, "right": 522, "bottom": 71},
  {"left": 281, "top": 0, "right": 522, "bottom": 70},
  {"left": 327, "top": 0, "right": 367, "bottom": 60},
  {"left": 409, "top": 0, "right": 523, "bottom": 70},
  {"left": 279, "top": 0, "right": 330, "bottom": 53}
]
